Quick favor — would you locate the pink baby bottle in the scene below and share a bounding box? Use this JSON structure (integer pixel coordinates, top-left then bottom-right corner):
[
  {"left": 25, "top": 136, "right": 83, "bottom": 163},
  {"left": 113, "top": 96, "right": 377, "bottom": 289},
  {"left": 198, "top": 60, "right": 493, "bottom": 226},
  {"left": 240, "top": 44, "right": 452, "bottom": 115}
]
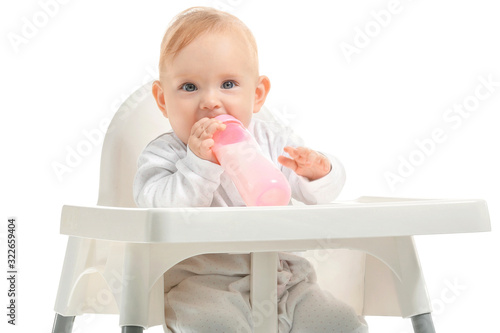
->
[{"left": 212, "top": 115, "right": 291, "bottom": 206}]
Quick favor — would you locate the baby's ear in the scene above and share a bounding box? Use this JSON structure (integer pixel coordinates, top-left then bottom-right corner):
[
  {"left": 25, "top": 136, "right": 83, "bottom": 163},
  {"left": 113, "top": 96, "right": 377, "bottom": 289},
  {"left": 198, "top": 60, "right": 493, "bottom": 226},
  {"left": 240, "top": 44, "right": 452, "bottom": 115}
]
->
[
  {"left": 253, "top": 75, "right": 271, "bottom": 113},
  {"left": 152, "top": 80, "right": 168, "bottom": 118}
]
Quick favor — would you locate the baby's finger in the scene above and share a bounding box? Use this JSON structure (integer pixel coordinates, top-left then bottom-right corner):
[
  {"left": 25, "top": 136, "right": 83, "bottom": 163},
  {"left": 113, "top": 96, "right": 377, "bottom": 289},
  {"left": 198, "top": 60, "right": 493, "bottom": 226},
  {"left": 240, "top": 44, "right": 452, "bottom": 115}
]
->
[
  {"left": 294, "top": 147, "right": 315, "bottom": 165},
  {"left": 278, "top": 155, "right": 298, "bottom": 172},
  {"left": 191, "top": 118, "right": 211, "bottom": 137},
  {"left": 283, "top": 146, "right": 299, "bottom": 159},
  {"left": 196, "top": 119, "right": 225, "bottom": 139},
  {"left": 200, "top": 138, "right": 215, "bottom": 152},
  {"left": 204, "top": 120, "right": 226, "bottom": 137}
]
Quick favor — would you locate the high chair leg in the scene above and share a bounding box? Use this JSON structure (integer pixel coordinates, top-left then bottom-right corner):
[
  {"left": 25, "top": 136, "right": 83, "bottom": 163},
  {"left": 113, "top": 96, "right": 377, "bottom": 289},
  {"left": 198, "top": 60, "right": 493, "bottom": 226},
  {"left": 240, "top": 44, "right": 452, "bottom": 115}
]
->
[
  {"left": 411, "top": 313, "right": 436, "bottom": 333},
  {"left": 52, "top": 314, "right": 75, "bottom": 333},
  {"left": 122, "top": 326, "right": 144, "bottom": 333}
]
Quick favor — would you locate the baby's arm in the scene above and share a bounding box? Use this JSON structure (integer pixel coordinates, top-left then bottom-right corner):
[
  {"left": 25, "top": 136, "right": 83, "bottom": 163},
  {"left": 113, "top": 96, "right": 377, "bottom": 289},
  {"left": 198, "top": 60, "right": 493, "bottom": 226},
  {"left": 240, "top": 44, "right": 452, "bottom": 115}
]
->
[{"left": 133, "top": 133, "right": 224, "bottom": 208}]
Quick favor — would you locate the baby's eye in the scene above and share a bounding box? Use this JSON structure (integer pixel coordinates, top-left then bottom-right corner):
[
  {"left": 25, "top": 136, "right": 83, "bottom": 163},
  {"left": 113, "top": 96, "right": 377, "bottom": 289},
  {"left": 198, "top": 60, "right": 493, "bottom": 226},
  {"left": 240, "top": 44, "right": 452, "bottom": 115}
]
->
[
  {"left": 221, "top": 81, "right": 236, "bottom": 89},
  {"left": 181, "top": 83, "right": 197, "bottom": 92}
]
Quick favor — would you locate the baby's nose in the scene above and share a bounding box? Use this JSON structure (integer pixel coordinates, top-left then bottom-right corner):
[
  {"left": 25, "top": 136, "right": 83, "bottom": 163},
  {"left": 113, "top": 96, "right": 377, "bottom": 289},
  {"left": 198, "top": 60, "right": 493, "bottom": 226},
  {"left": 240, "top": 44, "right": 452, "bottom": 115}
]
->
[{"left": 200, "top": 90, "right": 221, "bottom": 111}]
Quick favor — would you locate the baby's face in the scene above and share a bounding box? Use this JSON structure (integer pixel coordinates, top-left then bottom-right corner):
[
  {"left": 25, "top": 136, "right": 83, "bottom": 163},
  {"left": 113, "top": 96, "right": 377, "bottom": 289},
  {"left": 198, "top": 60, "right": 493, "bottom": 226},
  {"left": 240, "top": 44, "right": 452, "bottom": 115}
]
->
[{"left": 158, "top": 31, "right": 261, "bottom": 144}]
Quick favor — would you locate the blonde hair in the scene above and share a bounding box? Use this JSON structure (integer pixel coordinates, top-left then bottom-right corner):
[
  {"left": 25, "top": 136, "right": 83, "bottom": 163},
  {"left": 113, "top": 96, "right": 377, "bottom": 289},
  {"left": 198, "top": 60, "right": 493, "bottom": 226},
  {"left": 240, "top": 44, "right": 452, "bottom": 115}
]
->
[{"left": 158, "top": 6, "right": 258, "bottom": 79}]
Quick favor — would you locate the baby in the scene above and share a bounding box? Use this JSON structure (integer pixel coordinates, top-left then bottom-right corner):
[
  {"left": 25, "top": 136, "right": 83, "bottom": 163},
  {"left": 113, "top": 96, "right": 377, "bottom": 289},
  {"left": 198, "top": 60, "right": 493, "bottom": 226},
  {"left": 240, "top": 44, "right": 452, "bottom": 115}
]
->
[{"left": 134, "top": 6, "right": 368, "bottom": 333}]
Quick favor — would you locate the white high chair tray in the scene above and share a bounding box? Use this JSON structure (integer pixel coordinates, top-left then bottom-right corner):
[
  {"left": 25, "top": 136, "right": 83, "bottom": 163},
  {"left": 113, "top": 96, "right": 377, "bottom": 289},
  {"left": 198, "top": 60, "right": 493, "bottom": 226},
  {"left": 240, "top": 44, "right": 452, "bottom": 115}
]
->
[{"left": 60, "top": 197, "right": 491, "bottom": 245}]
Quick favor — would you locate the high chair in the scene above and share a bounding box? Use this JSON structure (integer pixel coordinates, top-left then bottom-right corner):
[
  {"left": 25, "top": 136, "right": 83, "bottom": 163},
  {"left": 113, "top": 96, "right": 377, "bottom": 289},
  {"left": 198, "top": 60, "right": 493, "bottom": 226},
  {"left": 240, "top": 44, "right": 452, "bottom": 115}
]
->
[{"left": 52, "top": 82, "right": 491, "bottom": 333}]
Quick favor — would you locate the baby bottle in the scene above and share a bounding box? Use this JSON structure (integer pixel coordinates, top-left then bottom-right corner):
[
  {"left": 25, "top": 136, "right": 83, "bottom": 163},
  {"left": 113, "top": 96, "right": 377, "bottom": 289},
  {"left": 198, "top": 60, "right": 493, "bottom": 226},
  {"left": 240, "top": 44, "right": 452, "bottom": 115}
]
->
[{"left": 212, "top": 115, "right": 291, "bottom": 206}]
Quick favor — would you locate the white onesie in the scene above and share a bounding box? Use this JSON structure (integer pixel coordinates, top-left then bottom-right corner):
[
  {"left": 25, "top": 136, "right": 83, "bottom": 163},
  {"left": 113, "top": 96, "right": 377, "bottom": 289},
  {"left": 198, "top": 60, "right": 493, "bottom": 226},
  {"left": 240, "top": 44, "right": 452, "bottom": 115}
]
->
[{"left": 133, "top": 117, "right": 368, "bottom": 333}]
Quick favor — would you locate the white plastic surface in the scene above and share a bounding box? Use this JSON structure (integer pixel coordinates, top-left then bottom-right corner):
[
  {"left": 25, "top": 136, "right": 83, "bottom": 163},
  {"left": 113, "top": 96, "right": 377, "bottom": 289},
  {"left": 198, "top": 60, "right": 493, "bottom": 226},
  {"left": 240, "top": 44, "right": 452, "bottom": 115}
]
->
[
  {"left": 54, "top": 82, "right": 492, "bottom": 331},
  {"left": 61, "top": 198, "right": 490, "bottom": 243},
  {"left": 251, "top": 252, "right": 278, "bottom": 332}
]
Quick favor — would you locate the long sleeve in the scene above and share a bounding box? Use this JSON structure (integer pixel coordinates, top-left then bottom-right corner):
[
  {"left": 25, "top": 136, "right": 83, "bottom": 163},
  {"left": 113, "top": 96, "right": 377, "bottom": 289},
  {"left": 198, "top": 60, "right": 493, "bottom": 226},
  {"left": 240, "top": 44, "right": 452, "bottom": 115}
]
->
[{"left": 133, "top": 132, "right": 225, "bottom": 208}]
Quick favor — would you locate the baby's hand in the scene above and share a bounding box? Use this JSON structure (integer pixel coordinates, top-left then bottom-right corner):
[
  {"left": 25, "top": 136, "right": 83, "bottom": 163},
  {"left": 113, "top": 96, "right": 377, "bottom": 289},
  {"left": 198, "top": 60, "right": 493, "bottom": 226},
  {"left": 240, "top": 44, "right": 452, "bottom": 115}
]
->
[
  {"left": 278, "top": 146, "right": 331, "bottom": 181},
  {"left": 188, "top": 117, "right": 226, "bottom": 164}
]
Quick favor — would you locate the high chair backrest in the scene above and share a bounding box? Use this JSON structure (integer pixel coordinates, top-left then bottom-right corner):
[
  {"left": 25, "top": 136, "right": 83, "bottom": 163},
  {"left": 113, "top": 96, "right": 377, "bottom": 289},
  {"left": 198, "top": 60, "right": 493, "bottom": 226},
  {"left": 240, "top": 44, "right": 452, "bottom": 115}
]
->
[{"left": 97, "top": 82, "right": 170, "bottom": 207}]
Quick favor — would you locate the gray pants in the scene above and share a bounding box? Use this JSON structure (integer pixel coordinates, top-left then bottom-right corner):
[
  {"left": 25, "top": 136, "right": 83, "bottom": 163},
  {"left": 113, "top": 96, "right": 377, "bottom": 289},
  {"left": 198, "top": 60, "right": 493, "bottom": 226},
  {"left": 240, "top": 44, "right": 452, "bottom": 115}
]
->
[{"left": 163, "top": 253, "right": 368, "bottom": 333}]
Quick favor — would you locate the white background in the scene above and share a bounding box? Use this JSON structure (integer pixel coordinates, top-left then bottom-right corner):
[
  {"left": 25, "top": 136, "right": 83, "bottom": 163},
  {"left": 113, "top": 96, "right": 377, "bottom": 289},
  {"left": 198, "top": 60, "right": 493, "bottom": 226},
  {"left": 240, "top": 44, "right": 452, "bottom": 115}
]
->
[{"left": 1, "top": 0, "right": 499, "bottom": 332}]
